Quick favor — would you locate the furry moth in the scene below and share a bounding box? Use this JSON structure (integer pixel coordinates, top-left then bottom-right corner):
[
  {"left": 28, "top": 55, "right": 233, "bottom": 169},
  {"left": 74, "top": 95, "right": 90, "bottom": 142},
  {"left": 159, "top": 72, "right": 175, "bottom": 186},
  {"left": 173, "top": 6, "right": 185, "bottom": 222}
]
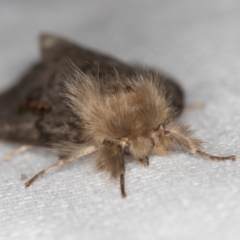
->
[{"left": 0, "top": 34, "right": 235, "bottom": 198}]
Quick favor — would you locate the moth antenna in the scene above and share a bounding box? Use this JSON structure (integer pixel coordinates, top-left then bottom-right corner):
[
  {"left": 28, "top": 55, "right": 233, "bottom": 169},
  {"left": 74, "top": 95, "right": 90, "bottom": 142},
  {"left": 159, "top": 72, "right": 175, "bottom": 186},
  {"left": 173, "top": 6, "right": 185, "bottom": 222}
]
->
[
  {"left": 196, "top": 150, "right": 236, "bottom": 161},
  {"left": 120, "top": 173, "right": 127, "bottom": 198},
  {"left": 25, "top": 146, "right": 98, "bottom": 187}
]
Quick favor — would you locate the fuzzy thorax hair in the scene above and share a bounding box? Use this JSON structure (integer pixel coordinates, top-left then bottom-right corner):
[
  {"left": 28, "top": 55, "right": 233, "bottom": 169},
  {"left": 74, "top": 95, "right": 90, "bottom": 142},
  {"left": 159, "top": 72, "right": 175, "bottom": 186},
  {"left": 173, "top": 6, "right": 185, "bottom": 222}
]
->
[{"left": 65, "top": 70, "right": 235, "bottom": 191}]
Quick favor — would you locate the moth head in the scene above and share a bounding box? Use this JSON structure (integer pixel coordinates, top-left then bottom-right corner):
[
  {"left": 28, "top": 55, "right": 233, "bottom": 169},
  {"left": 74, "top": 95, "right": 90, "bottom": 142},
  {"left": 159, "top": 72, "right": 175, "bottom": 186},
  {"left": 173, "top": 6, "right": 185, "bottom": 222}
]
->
[
  {"left": 100, "top": 120, "right": 202, "bottom": 169},
  {"left": 102, "top": 136, "right": 153, "bottom": 167}
]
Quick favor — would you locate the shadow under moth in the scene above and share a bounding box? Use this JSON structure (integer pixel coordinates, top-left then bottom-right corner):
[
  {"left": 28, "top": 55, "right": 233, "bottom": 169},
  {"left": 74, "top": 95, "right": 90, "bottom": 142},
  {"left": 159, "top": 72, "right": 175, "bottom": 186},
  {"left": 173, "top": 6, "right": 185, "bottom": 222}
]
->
[{"left": 0, "top": 34, "right": 235, "bottom": 197}]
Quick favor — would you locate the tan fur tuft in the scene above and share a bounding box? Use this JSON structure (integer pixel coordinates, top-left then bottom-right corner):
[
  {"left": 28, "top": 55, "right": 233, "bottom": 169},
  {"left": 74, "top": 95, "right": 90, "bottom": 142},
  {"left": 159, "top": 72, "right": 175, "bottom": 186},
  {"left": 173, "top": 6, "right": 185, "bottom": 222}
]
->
[
  {"left": 94, "top": 146, "right": 125, "bottom": 179},
  {"left": 66, "top": 70, "right": 174, "bottom": 144}
]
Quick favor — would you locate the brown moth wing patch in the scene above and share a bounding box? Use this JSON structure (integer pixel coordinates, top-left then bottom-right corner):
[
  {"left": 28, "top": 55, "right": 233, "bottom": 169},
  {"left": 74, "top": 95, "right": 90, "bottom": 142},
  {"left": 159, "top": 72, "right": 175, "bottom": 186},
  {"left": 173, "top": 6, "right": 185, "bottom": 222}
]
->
[{"left": 0, "top": 34, "right": 184, "bottom": 147}]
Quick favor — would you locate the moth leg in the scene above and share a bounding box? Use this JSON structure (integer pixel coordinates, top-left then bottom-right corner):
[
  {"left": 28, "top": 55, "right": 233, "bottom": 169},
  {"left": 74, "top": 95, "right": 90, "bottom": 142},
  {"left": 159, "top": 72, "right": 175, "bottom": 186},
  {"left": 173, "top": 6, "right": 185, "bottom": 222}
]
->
[
  {"left": 95, "top": 144, "right": 127, "bottom": 197},
  {"left": 24, "top": 156, "right": 78, "bottom": 187},
  {"left": 196, "top": 150, "right": 236, "bottom": 161},
  {"left": 3, "top": 145, "right": 33, "bottom": 161},
  {"left": 186, "top": 103, "right": 204, "bottom": 110},
  {"left": 25, "top": 145, "right": 98, "bottom": 187},
  {"left": 25, "top": 161, "right": 60, "bottom": 187},
  {"left": 120, "top": 173, "right": 126, "bottom": 198},
  {"left": 165, "top": 127, "right": 236, "bottom": 162}
]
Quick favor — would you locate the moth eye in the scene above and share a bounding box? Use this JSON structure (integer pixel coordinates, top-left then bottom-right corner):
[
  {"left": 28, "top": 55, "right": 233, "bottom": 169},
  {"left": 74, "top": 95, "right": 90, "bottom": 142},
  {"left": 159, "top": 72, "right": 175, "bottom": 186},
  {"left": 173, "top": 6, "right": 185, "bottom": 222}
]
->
[{"left": 123, "top": 145, "right": 130, "bottom": 155}]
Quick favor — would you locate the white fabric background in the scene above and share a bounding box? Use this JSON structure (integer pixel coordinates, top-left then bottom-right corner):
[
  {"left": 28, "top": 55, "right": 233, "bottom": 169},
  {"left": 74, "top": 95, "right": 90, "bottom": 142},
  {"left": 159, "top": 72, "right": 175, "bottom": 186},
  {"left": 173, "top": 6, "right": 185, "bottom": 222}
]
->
[{"left": 0, "top": 1, "right": 240, "bottom": 239}]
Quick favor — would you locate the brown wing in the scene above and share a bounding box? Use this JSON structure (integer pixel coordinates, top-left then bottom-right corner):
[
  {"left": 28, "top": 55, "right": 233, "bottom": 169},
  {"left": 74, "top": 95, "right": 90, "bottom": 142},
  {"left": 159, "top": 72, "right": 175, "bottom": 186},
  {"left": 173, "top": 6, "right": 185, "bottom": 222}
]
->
[{"left": 0, "top": 34, "right": 184, "bottom": 146}]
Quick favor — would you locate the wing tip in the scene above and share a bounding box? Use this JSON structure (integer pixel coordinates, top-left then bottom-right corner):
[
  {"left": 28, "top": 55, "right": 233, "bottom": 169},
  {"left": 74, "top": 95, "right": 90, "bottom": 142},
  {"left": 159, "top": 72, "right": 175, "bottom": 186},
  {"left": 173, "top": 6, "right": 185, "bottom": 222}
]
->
[{"left": 40, "top": 33, "right": 60, "bottom": 50}]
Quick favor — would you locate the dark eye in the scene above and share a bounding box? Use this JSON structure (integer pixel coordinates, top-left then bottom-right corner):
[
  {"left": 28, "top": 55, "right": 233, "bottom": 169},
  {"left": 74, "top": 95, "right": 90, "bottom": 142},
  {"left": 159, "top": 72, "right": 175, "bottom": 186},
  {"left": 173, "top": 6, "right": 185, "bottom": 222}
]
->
[{"left": 123, "top": 145, "right": 130, "bottom": 155}]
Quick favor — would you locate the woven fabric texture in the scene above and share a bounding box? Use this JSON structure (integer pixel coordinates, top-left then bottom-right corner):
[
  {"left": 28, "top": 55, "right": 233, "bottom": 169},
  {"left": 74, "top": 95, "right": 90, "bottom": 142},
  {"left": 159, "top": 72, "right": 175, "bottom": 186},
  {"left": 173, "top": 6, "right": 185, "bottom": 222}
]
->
[{"left": 0, "top": 1, "right": 240, "bottom": 239}]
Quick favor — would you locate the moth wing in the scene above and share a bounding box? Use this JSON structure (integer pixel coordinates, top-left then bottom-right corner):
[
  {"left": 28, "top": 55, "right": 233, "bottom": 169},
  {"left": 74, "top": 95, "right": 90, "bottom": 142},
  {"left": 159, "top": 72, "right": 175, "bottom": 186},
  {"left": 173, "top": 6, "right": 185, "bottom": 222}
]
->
[
  {"left": 40, "top": 34, "right": 184, "bottom": 114},
  {"left": 0, "top": 61, "right": 81, "bottom": 146},
  {"left": 0, "top": 34, "right": 184, "bottom": 146},
  {"left": 40, "top": 34, "right": 132, "bottom": 73}
]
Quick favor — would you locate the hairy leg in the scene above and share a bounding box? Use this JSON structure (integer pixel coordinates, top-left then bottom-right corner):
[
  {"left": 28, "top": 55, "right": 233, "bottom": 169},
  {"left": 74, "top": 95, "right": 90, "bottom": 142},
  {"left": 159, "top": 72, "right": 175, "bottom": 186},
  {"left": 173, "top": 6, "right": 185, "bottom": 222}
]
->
[{"left": 25, "top": 145, "right": 97, "bottom": 187}]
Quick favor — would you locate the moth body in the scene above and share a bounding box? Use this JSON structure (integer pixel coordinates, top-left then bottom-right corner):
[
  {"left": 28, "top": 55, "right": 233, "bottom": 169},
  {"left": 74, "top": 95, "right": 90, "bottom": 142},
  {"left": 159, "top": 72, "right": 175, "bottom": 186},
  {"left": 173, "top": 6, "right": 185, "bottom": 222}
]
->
[{"left": 0, "top": 34, "right": 235, "bottom": 197}]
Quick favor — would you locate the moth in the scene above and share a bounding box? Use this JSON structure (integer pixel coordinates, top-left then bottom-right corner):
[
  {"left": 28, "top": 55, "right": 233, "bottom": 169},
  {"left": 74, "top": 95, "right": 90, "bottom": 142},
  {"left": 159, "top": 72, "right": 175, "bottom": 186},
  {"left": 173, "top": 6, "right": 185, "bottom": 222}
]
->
[{"left": 0, "top": 34, "right": 235, "bottom": 197}]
